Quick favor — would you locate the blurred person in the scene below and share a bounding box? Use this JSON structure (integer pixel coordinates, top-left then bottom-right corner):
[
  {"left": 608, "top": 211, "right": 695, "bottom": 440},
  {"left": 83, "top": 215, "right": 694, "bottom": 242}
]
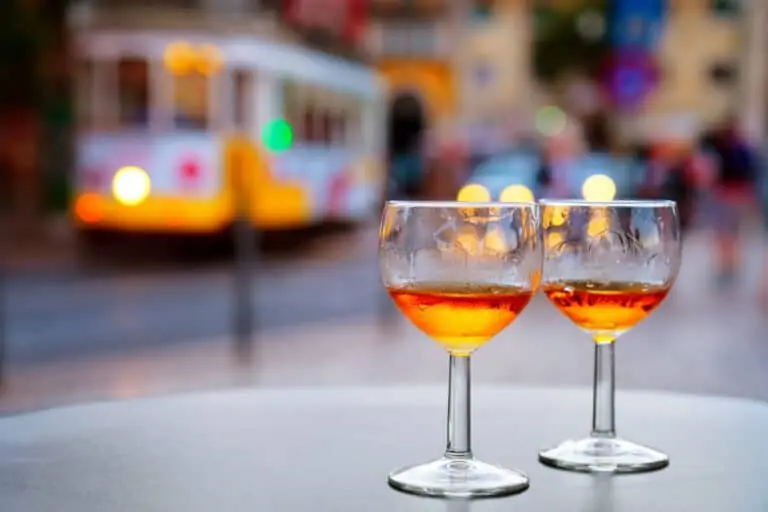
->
[
  {"left": 757, "top": 151, "right": 768, "bottom": 307},
  {"left": 580, "top": 114, "right": 619, "bottom": 190},
  {"left": 699, "top": 118, "right": 759, "bottom": 288},
  {"left": 582, "top": 114, "right": 641, "bottom": 232},
  {"left": 583, "top": 113, "right": 611, "bottom": 154},
  {"left": 388, "top": 134, "right": 425, "bottom": 200},
  {"left": 424, "top": 133, "right": 467, "bottom": 201},
  {"left": 633, "top": 143, "right": 657, "bottom": 198},
  {"left": 639, "top": 143, "right": 698, "bottom": 232},
  {"left": 660, "top": 150, "right": 697, "bottom": 232},
  {"left": 535, "top": 153, "right": 553, "bottom": 193},
  {"left": 632, "top": 143, "right": 652, "bottom": 165}
]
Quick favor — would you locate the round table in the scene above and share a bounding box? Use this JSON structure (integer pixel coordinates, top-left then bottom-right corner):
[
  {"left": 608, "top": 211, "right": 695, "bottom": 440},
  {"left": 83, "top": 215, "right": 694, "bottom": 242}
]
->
[{"left": 0, "top": 387, "right": 767, "bottom": 511}]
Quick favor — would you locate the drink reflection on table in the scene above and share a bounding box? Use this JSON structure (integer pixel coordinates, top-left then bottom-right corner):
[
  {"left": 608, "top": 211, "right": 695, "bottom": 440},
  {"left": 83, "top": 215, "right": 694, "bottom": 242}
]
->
[
  {"left": 444, "top": 499, "right": 471, "bottom": 512},
  {"left": 582, "top": 475, "right": 615, "bottom": 512}
]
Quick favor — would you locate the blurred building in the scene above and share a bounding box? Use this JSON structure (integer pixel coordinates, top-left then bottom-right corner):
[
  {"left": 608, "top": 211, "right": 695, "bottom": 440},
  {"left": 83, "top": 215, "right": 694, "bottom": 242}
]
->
[
  {"left": 456, "top": 0, "right": 533, "bottom": 125},
  {"left": 71, "top": 0, "right": 367, "bottom": 59},
  {"left": 366, "top": 0, "right": 456, "bottom": 156},
  {"left": 367, "top": 0, "right": 533, "bottom": 155},
  {"left": 368, "top": 0, "right": 761, "bottom": 150},
  {"left": 4, "top": 0, "right": 764, "bottom": 234},
  {"left": 630, "top": 0, "right": 745, "bottom": 143}
]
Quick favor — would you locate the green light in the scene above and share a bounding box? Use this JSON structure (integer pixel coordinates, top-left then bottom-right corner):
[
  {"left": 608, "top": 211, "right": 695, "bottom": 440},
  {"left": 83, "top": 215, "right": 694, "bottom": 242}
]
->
[
  {"left": 535, "top": 105, "right": 567, "bottom": 137},
  {"left": 262, "top": 119, "right": 293, "bottom": 152}
]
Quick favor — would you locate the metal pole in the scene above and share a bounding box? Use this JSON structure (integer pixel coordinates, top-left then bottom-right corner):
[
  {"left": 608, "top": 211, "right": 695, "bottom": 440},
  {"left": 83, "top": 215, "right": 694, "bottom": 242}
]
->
[{"left": 233, "top": 144, "right": 256, "bottom": 363}]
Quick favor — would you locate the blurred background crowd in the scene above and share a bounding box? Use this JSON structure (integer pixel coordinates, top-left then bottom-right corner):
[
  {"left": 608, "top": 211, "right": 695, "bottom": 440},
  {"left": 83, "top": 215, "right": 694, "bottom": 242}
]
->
[{"left": 1, "top": 0, "right": 768, "bottom": 413}]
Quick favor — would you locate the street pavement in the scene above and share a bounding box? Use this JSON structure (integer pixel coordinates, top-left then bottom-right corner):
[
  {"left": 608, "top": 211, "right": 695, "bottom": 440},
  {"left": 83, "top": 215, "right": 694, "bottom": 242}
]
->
[
  {"left": 1, "top": 228, "right": 767, "bottom": 414},
  {"left": 5, "top": 225, "right": 383, "bottom": 364}
]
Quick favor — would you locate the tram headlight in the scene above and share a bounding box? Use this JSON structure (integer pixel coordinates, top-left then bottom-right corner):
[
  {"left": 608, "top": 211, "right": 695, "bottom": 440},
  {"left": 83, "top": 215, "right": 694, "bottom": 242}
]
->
[
  {"left": 113, "top": 166, "right": 151, "bottom": 206},
  {"left": 581, "top": 174, "right": 616, "bottom": 202}
]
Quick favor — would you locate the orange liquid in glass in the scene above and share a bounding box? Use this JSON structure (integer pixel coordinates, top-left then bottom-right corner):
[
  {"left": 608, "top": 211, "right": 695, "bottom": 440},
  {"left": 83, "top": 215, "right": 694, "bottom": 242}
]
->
[
  {"left": 543, "top": 280, "right": 669, "bottom": 342},
  {"left": 388, "top": 283, "right": 533, "bottom": 356}
]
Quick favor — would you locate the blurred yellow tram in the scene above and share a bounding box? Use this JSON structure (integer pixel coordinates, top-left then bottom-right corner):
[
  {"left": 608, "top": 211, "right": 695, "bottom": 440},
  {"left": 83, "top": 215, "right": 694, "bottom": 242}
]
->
[{"left": 71, "top": 30, "right": 387, "bottom": 240}]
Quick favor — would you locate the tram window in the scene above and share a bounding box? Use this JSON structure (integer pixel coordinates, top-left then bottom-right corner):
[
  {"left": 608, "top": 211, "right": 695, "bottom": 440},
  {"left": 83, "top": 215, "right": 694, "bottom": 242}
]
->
[
  {"left": 320, "top": 111, "right": 332, "bottom": 146},
  {"left": 332, "top": 113, "right": 346, "bottom": 145},
  {"left": 348, "top": 115, "right": 361, "bottom": 147},
  {"left": 233, "top": 70, "right": 252, "bottom": 130},
  {"left": 282, "top": 79, "right": 304, "bottom": 143},
  {"left": 117, "top": 58, "right": 150, "bottom": 128},
  {"left": 303, "top": 107, "right": 318, "bottom": 143},
  {"left": 172, "top": 71, "right": 209, "bottom": 130},
  {"left": 347, "top": 97, "right": 363, "bottom": 148}
]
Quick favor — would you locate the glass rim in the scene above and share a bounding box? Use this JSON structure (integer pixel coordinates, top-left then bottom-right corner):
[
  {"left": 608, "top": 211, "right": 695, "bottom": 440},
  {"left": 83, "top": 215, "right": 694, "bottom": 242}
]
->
[
  {"left": 538, "top": 199, "right": 676, "bottom": 208},
  {"left": 385, "top": 200, "right": 538, "bottom": 209}
]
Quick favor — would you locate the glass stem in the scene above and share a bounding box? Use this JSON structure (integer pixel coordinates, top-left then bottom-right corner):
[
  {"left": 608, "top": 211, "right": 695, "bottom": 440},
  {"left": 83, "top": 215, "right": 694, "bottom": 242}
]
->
[
  {"left": 445, "top": 354, "right": 473, "bottom": 459},
  {"left": 590, "top": 340, "right": 616, "bottom": 439}
]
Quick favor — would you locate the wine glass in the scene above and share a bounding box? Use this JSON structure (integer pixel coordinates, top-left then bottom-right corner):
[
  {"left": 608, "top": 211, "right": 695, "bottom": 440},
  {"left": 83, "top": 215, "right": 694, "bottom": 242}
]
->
[
  {"left": 537, "top": 199, "right": 681, "bottom": 473},
  {"left": 379, "top": 200, "right": 542, "bottom": 498}
]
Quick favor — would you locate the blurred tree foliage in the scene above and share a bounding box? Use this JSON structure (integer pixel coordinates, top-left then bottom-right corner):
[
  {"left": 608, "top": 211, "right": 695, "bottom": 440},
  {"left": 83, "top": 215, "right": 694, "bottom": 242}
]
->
[
  {"left": 40, "top": 0, "right": 75, "bottom": 213},
  {"left": 0, "top": 0, "right": 43, "bottom": 109},
  {"left": 0, "top": 0, "right": 70, "bottom": 111},
  {"left": 0, "top": 0, "right": 72, "bottom": 212},
  {"left": 711, "top": 0, "right": 740, "bottom": 17},
  {"left": 532, "top": 0, "right": 610, "bottom": 83}
]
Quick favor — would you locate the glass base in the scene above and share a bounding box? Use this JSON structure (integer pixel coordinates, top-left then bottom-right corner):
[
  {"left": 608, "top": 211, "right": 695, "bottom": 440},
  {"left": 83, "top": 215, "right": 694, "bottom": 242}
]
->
[
  {"left": 388, "top": 457, "right": 529, "bottom": 499},
  {"left": 538, "top": 436, "right": 669, "bottom": 474}
]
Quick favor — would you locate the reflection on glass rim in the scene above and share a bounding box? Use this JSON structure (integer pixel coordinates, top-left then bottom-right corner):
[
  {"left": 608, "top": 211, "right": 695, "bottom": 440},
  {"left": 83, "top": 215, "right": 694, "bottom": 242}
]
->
[
  {"left": 386, "top": 200, "right": 538, "bottom": 208},
  {"left": 538, "top": 199, "right": 676, "bottom": 208}
]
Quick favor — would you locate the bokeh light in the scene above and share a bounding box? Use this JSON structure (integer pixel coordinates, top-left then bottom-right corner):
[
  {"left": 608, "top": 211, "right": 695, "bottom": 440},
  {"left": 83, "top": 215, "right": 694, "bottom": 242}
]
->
[
  {"left": 197, "top": 44, "right": 223, "bottom": 75},
  {"left": 576, "top": 10, "right": 606, "bottom": 41},
  {"left": 164, "top": 42, "right": 222, "bottom": 76},
  {"left": 74, "top": 194, "right": 104, "bottom": 223},
  {"left": 581, "top": 174, "right": 617, "bottom": 201},
  {"left": 113, "top": 166, "right": 151, "bottom": 206},
  {"left": 164, "top": 41, "right": 196, "bottom": 75},
  {"left": 535, "top": 105, "right": 568, "bottom": 137},
  {"left": 262, "top": 119, "right": 294, "bottom": 152},
  {"left": 457, "top": 184, "right": 491, "bottom": 202},
  {"left": 500, "top": 184, "right": 535, "bottom": 202}
]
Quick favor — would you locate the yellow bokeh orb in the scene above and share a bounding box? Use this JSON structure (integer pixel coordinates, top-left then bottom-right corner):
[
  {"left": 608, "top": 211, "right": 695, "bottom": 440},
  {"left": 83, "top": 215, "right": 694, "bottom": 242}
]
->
[
  {"left": 197, "top": 44, "right": 223, "bottom": 75},
  {"left": 457, "top": 184, "right": 491, "bottom": 203},
  {"left": 499, "top": 184, "right": 535, "bottom": 203},
  {"left": 164, "top": 41, "right": 196, "bottom": 75},
  {"left": 581, "top": 174, "right": 616, "bottom": 202}
]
